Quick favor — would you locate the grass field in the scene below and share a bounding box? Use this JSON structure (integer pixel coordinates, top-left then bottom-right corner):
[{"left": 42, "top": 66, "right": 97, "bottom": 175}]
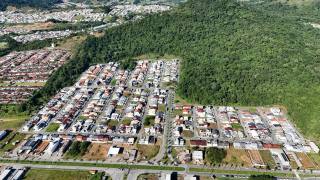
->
[
  {"left": 0, "top": 115, "right": 29, "bottom": 131},
  {"left": 0, "top": 159, "right": 185, "bottom": 171},
  {"left": 45, "top": 123, "right": 60, "bottom": 132},
  {"left": 83, "top": 143, "right": 109, "bottom": 161},
  {"left": 24, "top": 169, "right": 102, "bottom": 180},
  {"left": 137, "top": 144, "right": 160, "bottom": 160},
  {"left": 138, "top": 173, "right": 159, "bottom": 180},
  {"left": 259, "top": 150, "right": 277, "bottom": 169},
  {"left": 308, "top": 153, "right": 320, "bottom": 168},
  {"left": 174, "top": 95, "right": 191, "bottom": 106},
  {"left": 0, "top": 133, "right": 26, "bottom": 155},
  {"left": 189, "top": 168, "right": 295, "bottom": 178},
  {"left": 0, "top": 42, "right": 8, "bottom": 50},
  {"left": 57, "top": 35, "right": 87, "bottom": 52},
  {"left": 296, "top": 153, "right": 317, "bottom": 169},
  {"left": 14, "top": 81, "right": 46, "bottom": 87},
  {"left": 222, "top": 148, "right": 252, "bottom": 167}
]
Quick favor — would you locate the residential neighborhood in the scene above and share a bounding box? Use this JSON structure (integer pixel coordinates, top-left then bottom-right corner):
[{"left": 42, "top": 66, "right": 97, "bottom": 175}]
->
[
  {"left": 0, "top": 58, "right": 319, "bottom": 180},
  {"left": 0, "top": 49, "right": 70, "bottom": 104}
]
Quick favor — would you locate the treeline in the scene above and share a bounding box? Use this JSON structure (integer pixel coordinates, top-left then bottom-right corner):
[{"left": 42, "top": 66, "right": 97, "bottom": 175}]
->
[
  {"left": 20, "top": 0, "right": 320, "bottom": 139},
  {"left": 0, "top": 0, "right": 62, "bottom": 11}
]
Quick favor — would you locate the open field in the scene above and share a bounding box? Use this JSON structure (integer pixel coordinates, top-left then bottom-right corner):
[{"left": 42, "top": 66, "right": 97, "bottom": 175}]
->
[
  {"left": 24, "top": 168, "right": 100, "bottom": 180},
  {"left": 0, "top": 115, "right": 29, "bottom": 131},
  {"left": 222, "top": 148, "right": 252, "bottom": 167},
  {"left": 0, "top": 133, "right": 26, "bottom": 155},
  {"left": 189, "top": 168, "right": 295, "bottom": 178},
  {"left": 259, "top": 150, "right": 276, "bottom": 169},
  {"left": 247, "top": 150, "right": 264, "bottom": 167},
  {"left": 138, "top": 173, "right": 159, "bottom": 180},
  {"left": 137, "top": 144, "right": 160, "bottom": 160},
  {"left": 14, "top": 81, "right": 46, "bottom": 87},
  {"left": 45, "top": 123, "right": 60, "bottom": 132},
  {"left": 296, "top": 153, "right": 316, "bottom": 169},
  {"left": 174, "top": 95, "right": 191, "bottom": 106},
  {"left": 0, "top": 159, "right": 185, "bottom": 171},
  {"left": 0, "top": 42, "right": 8, "bottom": 49},
  {"left": 57, "top": 35, "right": 87, "bottom": 52},
  {"left": 83, "top": 143, "right": 109, "bottom": 161},
  {"left": 5, "top": 22, "right": 55, "bottom": 31},
  {"left": 308, "top": 153, "right": 320, "bottom": 168}
]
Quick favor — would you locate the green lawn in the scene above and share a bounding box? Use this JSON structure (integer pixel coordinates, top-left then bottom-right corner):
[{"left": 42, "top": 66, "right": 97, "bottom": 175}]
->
[
  {"left": 0, "top": 159, "right": 184, "bottom": 171},
  {"left": 0, "top": 133, "right": 26, "bottom": 155},
  {"left": 0, "top": 115, "right": 29, "bottom": 131},
  {"left": 46, "top": 123, "right": 60, "bottom": 132},
  {"left": 231, "top": 123, "right": 243, "bottom": 131},
  {"left": 0, "top": 42, "right": 8, "bottom": 50},
  {"left": 24, "top": 169, "right": 104, "bottom": 180},
  {"left": 137, "top": 144, "right": 160, "bottom": 160},
  {"left": 189, "top": 168, "right": 295, "bottom": 178}
]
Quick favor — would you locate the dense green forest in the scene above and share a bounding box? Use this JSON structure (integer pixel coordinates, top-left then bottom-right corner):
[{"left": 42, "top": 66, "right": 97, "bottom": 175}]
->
[
  {"left": 17, "top": 0, "right": 320, "bottom": 139},
  {"left": 0, "top": 0, "right": 62, "bottom": 11}
]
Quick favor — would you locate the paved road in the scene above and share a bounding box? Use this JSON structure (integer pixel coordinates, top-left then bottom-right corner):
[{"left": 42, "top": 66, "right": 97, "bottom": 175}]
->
[{"left": 152, "top": 89, "right": 174, "bottom": 163}]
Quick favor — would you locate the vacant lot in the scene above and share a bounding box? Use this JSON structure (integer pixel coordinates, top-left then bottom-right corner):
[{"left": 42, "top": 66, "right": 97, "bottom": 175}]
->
[
  {"left": 296, "top": 153, "right": 316, "bottom": 169},
  {"left": 247, "top": 150, "right": 264, "bottom": 167},
  {"left": 308, "top": 153, "right": 320, "bottom": 169},
  {"left": 83, "top": 143, "right": 110, "bottom": 161},
  {"left": 24, "top": 169, "right": 99, "bottom": 180},
  {"left": 222, "top": 148, "right": 252, "bottom": 167},
  {"left": 259, "top": 150, "right": 276, "bottom": 169},
  {"left": 0, "top": 115, "right": 29, "bottom": 131},
  {"left": 0, "top": 133, "right": 26, "bottom": 155},
  {"left": 137, "top": 144, "right": 160, "bottom": 160},
  {"left": 46, "top": 123, "right": 60, "bottom": 133},
  {"left": 7, "top": 22, "right": 54, "bottom": 31},
  {"left": 64, "top": 141, "right": 91, "bottom": 159},
  {"left": 138, "top": 173, "right": 159, "bottom": 180},
  {"left": 0, "top": 42, "right": 8, "bottom": 49}
]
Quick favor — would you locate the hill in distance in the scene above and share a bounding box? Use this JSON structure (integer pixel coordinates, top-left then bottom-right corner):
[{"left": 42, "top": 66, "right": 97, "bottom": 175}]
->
[{"left": 22, "top": 0, "right": 320, "bottom": 140}]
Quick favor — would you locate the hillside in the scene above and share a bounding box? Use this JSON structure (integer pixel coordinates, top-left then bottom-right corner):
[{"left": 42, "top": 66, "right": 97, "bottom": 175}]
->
[
  {"left": 0, "top": 0, "right": 62, "bottom": 11},
  {"left": 22, "top": 0, "right": 320, "bottom": 139}
]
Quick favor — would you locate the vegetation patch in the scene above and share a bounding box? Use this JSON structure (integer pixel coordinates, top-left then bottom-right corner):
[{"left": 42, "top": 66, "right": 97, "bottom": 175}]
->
[
  {"left": 24, "top": 168, "right": 102, "bottom": 180},
  {"left": 205, "top": 147, "right": 227, "bottom": 165},
  {"left": 0, "top": 42, "right": 8, "bottom": 49},
  {"left": 137, "top": 144, "right": 160, "bottom": 160},
  {"left": 259, "top": 150, "right": 276, "bottom": 170},
  {"left": 222, "top": 148, "right": 252, "bottom": 167},
  {"left": 0, "top": 133, "right": 26, "bottom": 155},
  {"left": 0, "top": 159, "right": 184, "bottom": 171},
  {"left": 138, "top": 173, "right": 159, "bottom": 180},
  {"left": 45, "top": 123, "right": 60, "bottom": 132},
  {"left": 143, "top": 116, "right": 155, "bottom": 126},
  {"left": 65, "top": 141, "right": 91, "bottom": 159}
]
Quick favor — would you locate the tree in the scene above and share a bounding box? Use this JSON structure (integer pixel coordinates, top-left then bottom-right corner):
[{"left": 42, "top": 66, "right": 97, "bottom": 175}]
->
[{"left": 205, "top": 147, "right": 226, "bottom": 164}]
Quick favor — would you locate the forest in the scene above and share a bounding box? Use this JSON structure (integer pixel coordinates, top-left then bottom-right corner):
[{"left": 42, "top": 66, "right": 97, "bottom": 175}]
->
[
  {"left": 14, "top": 0, "right": 320, "bottom": 139},
  {"left": 0, "top": 0, "right": 62, "bottom": 11}
]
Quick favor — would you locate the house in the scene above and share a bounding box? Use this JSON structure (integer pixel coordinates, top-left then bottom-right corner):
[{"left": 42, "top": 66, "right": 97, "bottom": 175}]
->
[
  {"left": 108, "top": 146, "right": 121, "bottom": 157},
  {"left": 309, "top": 142, "right": 319, "bottom": 153},
  {"left": 270, "top": 149, "right": 290, "bottom": 170},
  {"left": 190, "top": 140, "right": 207, "bottom": 147},
  {"left": 192, "top": 150, "right": 203, "bottom": 162},
  {"left": 128, "top": 149, "right": 137, "bottom": 162},
  {"left": 0, "top": 130, "right": 8, "bottom": 140},
  {"left": 21, "top": 139, "right": 40, "bottom": 151}
]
